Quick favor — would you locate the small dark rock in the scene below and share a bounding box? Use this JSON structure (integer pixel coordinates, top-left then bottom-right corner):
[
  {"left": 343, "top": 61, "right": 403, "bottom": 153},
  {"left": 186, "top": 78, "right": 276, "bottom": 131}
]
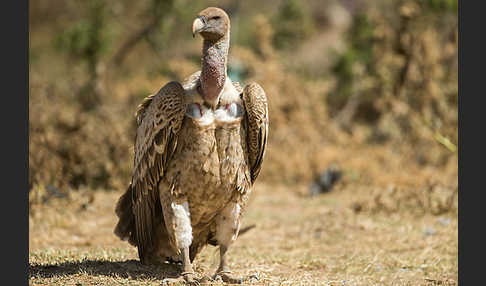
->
[
  {"left": 310, "top": 165, "right": 342, "bottom": 195},
  {"left": 423, "top": 226, "right": 436, "bottom": 236},
  {"left": 351, "top": 202, "right": 363, "bottom": 213},
  {"left": 42, "top": 184, "right": 68, "bottom": 203},
  {"left": 436, "top": 217, "right": 451, "bottom": 226}
]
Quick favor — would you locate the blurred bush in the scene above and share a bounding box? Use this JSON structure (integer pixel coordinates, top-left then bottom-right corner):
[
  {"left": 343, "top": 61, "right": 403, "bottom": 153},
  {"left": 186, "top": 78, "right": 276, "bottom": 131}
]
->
[
  {"left": 29, "top": 0, "right": 457, "bottom": 203},
  {"left": 329, "top": 0, "right": 457, "bottom": 159},
  {"left": 271, "top": 0, "right": 315, "bottom": 50}
]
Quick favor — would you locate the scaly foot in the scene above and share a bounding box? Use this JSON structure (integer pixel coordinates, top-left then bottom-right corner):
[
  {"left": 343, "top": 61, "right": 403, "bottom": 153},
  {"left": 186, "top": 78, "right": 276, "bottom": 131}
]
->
[
  {"left": 213, "top": 271, "right": 243, "bottom": 284},
  {"left": 161, "top": 272, "right": 199, "bottom": 285},
  {"left": 182, "top": 272, "right": 200, "bottom": 285}
]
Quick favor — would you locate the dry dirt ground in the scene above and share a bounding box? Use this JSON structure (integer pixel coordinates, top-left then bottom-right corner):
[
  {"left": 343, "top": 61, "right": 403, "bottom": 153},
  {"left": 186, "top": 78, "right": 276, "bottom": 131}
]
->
[{"left": 29, "top": 178, "right": 457, "bottom": 286}]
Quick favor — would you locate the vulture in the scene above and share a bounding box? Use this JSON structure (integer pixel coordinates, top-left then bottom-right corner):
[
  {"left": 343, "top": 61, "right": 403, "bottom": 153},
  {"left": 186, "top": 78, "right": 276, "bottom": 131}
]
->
[{"left": 114, "top": 7, "right": 269, "bottom": 284}]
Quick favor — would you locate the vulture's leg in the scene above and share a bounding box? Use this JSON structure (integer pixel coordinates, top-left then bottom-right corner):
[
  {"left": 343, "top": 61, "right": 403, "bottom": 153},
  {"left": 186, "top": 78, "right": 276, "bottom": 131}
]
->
[
  {"left": 159, "top": 188, "right": 198, "bottom": 284},
  {"left": 181, "top": 246, "right": 198, "bottom": 284},
  {"left": 160, "top": 247, "right": 198, "bottom": 285},
  {"left": 167, "top": 202, "right": 197, "bottom": 284},
  {"left": 213, "top": 203, "right": 243, "bottom": 284}
]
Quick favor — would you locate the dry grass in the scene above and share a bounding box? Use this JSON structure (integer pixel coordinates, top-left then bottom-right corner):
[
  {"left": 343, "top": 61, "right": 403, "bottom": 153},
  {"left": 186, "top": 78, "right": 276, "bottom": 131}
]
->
[{"left": 29, "top": 175, "right": 457, "bottom": 285}]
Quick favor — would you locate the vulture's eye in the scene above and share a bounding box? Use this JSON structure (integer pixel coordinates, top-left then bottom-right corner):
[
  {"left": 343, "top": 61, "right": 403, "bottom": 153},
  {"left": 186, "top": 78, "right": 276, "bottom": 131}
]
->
[{"left": 212, "top": 16, "right": 221, "bottom": 20}]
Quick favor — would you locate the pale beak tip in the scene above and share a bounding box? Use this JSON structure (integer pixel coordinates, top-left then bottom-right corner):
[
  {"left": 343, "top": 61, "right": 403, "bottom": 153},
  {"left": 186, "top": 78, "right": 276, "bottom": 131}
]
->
[{"left": 192, "top": 17, "right": 205, "bottom": 38}]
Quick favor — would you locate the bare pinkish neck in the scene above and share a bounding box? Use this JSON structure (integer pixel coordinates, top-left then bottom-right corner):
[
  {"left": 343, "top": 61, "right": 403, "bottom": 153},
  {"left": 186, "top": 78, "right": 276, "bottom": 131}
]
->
[{"left": 200, "top": 35, "right": 229, "bottom": 105}]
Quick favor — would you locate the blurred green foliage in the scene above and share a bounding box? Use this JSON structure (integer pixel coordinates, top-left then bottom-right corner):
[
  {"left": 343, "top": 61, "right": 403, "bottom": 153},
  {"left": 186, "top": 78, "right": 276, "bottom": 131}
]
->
[
  {"left": 54, "top": 0, "right": 112, "bottom": 73},
  {"left": 271, "top": 0, "right": 315, "bottom": 50},
  {"left": 330, "top": 13, "right": 375, "bottom": 115},
  {"left": 425, "top": 0, "right": 458, "bottom": 12}
]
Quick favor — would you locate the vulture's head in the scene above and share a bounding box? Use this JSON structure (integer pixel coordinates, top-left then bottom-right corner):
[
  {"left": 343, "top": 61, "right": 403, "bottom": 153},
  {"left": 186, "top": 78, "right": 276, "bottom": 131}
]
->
[{"left": 192, "top": 7, "right": 230, "bottom": 41}]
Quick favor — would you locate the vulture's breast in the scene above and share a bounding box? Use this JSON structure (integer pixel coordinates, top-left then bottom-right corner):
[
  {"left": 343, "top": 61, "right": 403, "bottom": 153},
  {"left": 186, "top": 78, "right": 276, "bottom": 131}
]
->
[{"left": 167, "top": 97, "right": 249, "bottom": 225}]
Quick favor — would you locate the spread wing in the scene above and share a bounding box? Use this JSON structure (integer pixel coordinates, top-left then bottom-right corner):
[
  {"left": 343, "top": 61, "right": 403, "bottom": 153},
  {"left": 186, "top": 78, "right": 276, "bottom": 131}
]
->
[
  {"left": 130, "top": 81, "right": 186, "bottom": 259},
  {"left": 242, "top": 82, "right": 269, "bottom": 184}
]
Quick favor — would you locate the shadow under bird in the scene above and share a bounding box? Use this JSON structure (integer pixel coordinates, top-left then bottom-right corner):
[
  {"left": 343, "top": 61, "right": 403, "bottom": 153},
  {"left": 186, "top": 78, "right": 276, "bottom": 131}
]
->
[{"left": 113, "top": 7, "right": 269, "bottom": 285}]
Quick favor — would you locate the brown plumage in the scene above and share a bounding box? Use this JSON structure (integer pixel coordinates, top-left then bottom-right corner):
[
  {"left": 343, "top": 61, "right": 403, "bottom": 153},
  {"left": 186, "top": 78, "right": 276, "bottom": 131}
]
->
[{"left": 114, "top": 7, "right": 268, "bottom": 284}]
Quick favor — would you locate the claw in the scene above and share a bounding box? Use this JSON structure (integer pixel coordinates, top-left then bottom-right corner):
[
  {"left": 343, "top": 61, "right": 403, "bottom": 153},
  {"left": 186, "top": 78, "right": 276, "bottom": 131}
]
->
[
  {"left": 213, "top": 274, "right": 223, "bottom": 282},
  {"left": 161, "top": 273, "right": 200, "bottom": 285},
  {"left": 199, "top": 275, "right": 213, "bottom": 283},
  {"left": 182, "top": 272, "right": 200, "bottom": 286},
  {"left": 214, "top": 271, "right": 243, "bottom": 284},
  {"left": 161, "top": 277, "right": 183, "bottom": 285}
]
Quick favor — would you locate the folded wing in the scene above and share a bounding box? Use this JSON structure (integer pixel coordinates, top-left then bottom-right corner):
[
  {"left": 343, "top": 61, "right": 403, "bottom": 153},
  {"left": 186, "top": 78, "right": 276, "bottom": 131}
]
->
[
  {"left": 242, "top": 82, "right": 269, "bottom": 184},
  {"left": 131, "top": 81, "right": 186, "bottom": 261}
]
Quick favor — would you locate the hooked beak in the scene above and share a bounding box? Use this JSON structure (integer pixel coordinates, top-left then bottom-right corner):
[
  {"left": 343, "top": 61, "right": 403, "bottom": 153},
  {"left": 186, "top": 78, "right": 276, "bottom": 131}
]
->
[{"left": 192, "top": 16, "right": 206, "bottom": 38}]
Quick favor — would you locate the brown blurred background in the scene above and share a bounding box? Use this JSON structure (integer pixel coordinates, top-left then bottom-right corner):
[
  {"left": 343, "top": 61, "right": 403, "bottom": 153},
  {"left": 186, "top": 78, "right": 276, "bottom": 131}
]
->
[{"left": 29, "top": 0, "right": 458, "bottom": 206}]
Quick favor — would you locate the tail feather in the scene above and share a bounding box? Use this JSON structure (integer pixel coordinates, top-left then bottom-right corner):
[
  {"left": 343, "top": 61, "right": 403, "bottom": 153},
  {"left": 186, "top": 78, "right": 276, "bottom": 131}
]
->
[
  {"left": 238, "top": 224, "right": 256, "bottom": 236},
  {"left": 207, "top": 224, "right": 257, "bottom": 247},
  {"left": 114, "top": 184, "right": 137, "bottom": 246}
]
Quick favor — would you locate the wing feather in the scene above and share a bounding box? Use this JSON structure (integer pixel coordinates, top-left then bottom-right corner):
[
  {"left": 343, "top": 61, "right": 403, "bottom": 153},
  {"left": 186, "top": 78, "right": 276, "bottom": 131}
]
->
[
  {"left": 242, "top": 82, "right": 269, "bottom": 184},
  {"left": 130, "top": 81, "right": 186, "bottom": 262}
]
